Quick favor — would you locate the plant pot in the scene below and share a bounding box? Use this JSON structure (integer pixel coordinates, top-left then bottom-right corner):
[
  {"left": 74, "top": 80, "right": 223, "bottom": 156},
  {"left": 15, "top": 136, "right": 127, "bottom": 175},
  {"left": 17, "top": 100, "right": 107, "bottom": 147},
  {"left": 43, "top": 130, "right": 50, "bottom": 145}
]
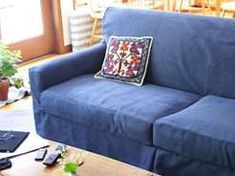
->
[{"left": 0, "top": 79, "right": 10, "bottom": 101}]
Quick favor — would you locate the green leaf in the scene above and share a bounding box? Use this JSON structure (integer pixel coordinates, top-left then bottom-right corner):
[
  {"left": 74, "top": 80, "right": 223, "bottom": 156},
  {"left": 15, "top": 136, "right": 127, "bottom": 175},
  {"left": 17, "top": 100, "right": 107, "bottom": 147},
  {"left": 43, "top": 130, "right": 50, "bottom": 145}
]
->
[
  {"left": 0, "top": 42, "right": 21, "bottom": 80},
  {"left": 10, "top": 76, "right": 24, "bottom": 88},
  {"left": 64, "top": 163, "right": 78, "bottom": 173}
]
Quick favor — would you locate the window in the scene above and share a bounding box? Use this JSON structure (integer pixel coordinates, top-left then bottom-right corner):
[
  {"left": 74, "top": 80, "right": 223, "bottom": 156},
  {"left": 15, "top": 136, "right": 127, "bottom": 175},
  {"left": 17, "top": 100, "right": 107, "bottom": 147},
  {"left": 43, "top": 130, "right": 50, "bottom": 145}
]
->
[{"left": 0, "top": 0, "right": 43, "bottom": 44}]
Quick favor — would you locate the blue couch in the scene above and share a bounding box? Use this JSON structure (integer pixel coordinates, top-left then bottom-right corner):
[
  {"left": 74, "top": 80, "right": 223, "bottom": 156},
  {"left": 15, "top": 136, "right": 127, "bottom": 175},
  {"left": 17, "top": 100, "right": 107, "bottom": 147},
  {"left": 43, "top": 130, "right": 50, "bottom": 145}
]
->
[{"left": 29, "top": 7, "right": 235, "bottom": 176}]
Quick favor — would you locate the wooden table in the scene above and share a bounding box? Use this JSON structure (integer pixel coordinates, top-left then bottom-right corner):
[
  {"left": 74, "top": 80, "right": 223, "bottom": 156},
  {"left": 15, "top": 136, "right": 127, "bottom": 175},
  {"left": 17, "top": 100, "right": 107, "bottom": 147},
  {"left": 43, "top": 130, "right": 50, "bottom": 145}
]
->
[{"left": 1, "top": 141, "right": 158, "bottom": 176}]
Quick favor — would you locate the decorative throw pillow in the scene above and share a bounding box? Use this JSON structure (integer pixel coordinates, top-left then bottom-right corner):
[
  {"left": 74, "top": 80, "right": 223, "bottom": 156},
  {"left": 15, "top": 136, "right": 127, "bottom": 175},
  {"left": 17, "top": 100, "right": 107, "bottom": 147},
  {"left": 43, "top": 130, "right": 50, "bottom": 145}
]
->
[{"left": 95, "top": 36, "right": 153, "bottom": 86}]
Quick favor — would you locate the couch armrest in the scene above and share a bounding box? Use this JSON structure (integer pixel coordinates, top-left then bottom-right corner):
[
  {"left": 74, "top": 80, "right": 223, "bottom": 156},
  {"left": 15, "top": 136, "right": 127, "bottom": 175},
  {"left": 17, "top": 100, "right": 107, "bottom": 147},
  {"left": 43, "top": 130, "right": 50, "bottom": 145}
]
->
[{"left": 29, "top": 42, "right": 106, "bottom": 102}]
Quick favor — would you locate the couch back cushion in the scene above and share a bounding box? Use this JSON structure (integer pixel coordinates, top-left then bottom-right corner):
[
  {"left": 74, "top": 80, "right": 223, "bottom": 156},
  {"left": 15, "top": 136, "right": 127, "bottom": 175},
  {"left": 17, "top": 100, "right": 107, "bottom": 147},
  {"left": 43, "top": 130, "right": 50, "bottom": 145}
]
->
[
  {"left": 208, "top": 37, "right": 235, "bottom": 98},
  {"left": 103, "top": 7, "right": 235, "bottom": 97}
]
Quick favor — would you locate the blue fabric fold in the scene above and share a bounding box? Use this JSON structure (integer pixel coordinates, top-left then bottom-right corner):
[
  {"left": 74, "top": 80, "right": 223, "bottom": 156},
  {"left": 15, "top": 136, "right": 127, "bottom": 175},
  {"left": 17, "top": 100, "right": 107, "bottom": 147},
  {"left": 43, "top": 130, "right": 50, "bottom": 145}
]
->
[
  {"left": 154, "top": 148, "right": 235, "bottom": 176},
  {"left": 104, "top": 7, "right": 235, "bottom": 97},
  {"left": 34, "top": 109, "right": 156, "bottom": 171},
  {"left": 29, "top": 42, "right": 106, "bottom": 101},
  {"left": 29, "top": 7, "right": 235, "bottom": 175},
  {"left": 154, "top": 95, "right": 235, "bottom": 169},
  {"left": 40, "top": 74, "right": 200, "bottom": 145}
]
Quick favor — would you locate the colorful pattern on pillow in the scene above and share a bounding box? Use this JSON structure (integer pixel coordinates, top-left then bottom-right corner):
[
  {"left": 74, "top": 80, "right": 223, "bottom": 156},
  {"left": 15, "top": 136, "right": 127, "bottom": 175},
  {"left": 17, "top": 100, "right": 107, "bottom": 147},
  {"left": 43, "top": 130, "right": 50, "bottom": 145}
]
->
[{"left": 95, "top": 36, "right": 153, "bottom": 86}]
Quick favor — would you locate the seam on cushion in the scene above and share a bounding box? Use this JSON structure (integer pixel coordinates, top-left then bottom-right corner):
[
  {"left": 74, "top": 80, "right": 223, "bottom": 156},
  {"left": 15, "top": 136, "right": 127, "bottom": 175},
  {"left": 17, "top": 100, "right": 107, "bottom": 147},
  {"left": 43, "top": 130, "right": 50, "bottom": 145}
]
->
[
  {"left": 40, "top": 75, "right": 141, "bottom": 115},
  {"left": 43, "top": 83, "right": 202, "bottom": 121},
  {"left": 152, "top": 97, "right": 201, "bottom": 124},
  {"left": 31, "top": 70, "right": 44, "bottom": 108},
  {"left": 42, "top": 88, "right": 201, "bottom": 129},
  {"left": 206, "top": 49, "right": 213, "bottom": 95},
  {"left": 158, "top": 122, "right": 235, "bottom": 146},
  {"left": 39, "top": 109, "right": 153, "bottom": 146},
  {"left": 153, "top": 95, "right": 202, "bottom": 127},
  {"left": 42, "top": 85, "right": 202, "bottom": 141},
  {"left": 40, "top": 91, "right": 154, "bottom": 145},
  {"left": 41, "top": 91, "right": 117, "bottom": 130},
  {"left": 41, "top": 84, "right": 200, "bottom": 123},
  {"left": 155, "top": 122, "right": 235, "bottom": 168},
  {"left": 41, "top": 89, "right": 117, "bottom": 115},
  {"left": 156, "top": 146, "right": 234, "bottom": 170},
  {"left": 41, "top": 80, "right": 202, "bottom": 145}
]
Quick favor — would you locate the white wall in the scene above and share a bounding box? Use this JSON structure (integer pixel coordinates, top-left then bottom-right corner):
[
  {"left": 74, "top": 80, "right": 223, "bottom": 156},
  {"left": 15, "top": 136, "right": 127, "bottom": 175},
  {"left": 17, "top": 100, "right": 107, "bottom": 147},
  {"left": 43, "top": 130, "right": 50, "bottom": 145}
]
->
[{"left": 60, "top": 0, "right": 73, "bottom": 46}]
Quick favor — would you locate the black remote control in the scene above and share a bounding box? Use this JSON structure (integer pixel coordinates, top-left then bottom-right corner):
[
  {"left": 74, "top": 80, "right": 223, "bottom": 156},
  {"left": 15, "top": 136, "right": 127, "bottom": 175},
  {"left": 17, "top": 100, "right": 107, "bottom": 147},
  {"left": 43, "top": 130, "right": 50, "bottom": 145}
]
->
[
  {"left": 42, "top": 150, "right": 61, "bottom": 166},
  {"left": 55, "top": 144, "right": 67, "bottom": 152},
  {"left": 0, "top": 158, "right": 12, "bottom": 170},
  {"left": 35, "top": 148, "right": 47, "bottom": 161},
  {"left": 42, "top": 144, "right": 67, "bottom": 166}
]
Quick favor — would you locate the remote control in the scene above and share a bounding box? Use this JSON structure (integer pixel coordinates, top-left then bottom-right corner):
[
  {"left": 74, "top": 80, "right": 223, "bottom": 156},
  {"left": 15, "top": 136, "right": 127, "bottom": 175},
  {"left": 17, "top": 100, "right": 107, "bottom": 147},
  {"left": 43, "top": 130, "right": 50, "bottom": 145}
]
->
[
  {"left": 35, "top": 148, "right": 47, "bottom": 161},
  {"left": 55, "top": 144, "right": 67, "bottom": 152},
  {"left": 42, "top": 144, "right": 67, "bottom": 166},
  {"left": 0, "top": 158, "right": 12, "bottom": 170},
  {"left": 42, "top": 150, "right": 61, "bottom": 166}
]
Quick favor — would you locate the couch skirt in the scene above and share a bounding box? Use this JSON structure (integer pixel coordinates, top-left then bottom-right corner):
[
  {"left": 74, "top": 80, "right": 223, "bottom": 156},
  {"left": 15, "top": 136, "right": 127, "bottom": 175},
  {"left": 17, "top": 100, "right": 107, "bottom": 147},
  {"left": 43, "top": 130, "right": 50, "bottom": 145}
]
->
[
  {"left": 154, "top": 148, "right": 235, "bottom": 176},
  {"left": 34, "top": 110, "right": 156, "bottom": 171}
]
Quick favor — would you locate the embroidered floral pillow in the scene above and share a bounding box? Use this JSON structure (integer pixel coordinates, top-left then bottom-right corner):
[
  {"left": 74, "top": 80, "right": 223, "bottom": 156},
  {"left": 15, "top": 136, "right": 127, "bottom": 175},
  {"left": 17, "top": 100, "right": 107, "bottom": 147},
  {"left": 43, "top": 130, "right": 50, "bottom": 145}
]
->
[{"left": 95, "top": 36, "right": 153, "bottom": 86}]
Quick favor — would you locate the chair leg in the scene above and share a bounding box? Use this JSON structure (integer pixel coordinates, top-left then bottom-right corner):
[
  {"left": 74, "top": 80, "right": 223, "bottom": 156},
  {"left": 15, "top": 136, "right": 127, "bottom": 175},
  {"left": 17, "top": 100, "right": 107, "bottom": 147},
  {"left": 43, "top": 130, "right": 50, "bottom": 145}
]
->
[
  {"left": 171, "top": 0, "right": 177, "bottom": 12},
  {"left": 188, "top": 0, "right": 192, "bottom": 13},
  {"left": 221, "top": 9, "right": 226, "bottom": 18},
  {"left": 167, "top": 0, "right": 170, "bottom": 11},
  {"left": 178, "top": 0, "right": 183, "bottom": 12},
  {"left": 208, "top": 0, "right": 212, "bottom": 15},
  {"left": 89, "top": 18, "right": 98, "bottom": 46},
  {"left": 202, "top": 0, "right": 206, "bottom": 15},
  {"left": 233, "top": 12, "right": 235, "bottom": 18}
]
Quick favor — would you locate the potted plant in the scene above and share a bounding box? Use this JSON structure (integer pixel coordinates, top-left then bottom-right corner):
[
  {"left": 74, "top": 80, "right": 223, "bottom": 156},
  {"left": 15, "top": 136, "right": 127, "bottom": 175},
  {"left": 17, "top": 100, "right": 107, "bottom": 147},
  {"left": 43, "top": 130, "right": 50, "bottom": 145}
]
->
[{"left": 0, "top": 42, "right": 21, "bottom": 101}]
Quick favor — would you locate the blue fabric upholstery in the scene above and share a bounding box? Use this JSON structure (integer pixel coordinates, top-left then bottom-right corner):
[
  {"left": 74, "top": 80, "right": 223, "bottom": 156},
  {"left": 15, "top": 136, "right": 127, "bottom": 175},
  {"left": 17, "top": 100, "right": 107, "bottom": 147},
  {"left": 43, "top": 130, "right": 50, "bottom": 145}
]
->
[
  {"left": 29, "top": 7, "right": 235, "bottom": 175},
  {"left": 103, "top": 8, "right": 235, "bottom": 96},
  {"left": 40, "top": 74, "right": 200, "bottom": 145},
  {"left": 29, "top": 42, "right": 106, "bottom": 102},
  {"left": 154, "top": 148, "right": 235, "bottom": 176},
  {"left": 209, "top": 46, "right": 235, "bottom": 99},
  {"left": 154, "top": 95, "right": 235, "bottom": 169},
  {"left": 33, "top": 110, "right": 156, "bottom": 170}
]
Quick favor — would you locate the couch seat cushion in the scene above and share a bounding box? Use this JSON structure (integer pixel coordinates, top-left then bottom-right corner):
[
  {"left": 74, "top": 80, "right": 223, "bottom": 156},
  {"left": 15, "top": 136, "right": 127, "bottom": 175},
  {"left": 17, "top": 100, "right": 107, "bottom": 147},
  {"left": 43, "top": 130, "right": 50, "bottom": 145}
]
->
[
  {"left": 154, "top": 95, "right": 235, "bottom": 168},
  {"left": 40, "top": 74, "right": 200, "bottom": 145}
]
